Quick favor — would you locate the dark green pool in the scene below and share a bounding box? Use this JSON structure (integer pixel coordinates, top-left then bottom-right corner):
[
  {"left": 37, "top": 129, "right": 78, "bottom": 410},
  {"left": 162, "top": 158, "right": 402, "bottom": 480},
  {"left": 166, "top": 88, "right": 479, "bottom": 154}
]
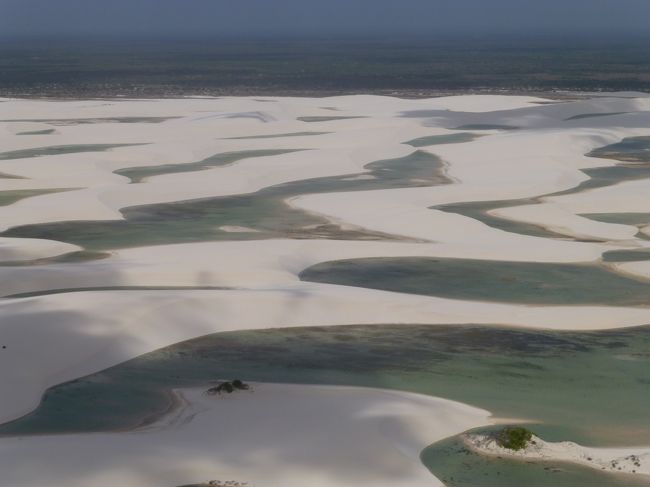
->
[
  {"left": 0, "top": 144, "right": 145, "bottom": 160},
  {"left": 405, "top": 133, "right": 480, "bottom": 147},
  {"left": 300, "top": 256, "right": 650, "bottom": 306}
]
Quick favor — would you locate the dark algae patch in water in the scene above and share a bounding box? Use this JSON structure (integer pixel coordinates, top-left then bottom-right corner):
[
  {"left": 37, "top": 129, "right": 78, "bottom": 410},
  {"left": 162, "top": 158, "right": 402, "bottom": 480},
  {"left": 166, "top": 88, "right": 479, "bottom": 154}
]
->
[
  {"left": 2, "top": 324, "right": 649, "bottom": 447},
  {"left": 2, "top": 150, "right": 448, "bottom": 249},
  {"left": 300, "top": 257, "right": 650, "bottom": 306}
]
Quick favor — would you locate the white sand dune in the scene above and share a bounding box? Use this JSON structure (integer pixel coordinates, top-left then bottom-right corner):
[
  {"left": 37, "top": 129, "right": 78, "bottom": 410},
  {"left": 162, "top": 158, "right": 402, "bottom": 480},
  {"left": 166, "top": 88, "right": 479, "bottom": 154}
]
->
[
  {"left": 2, "top": 94, "right": 650, "bottom": 485},
  {"left": 292, "top": 127, "right": 650, "bottom": 246}
]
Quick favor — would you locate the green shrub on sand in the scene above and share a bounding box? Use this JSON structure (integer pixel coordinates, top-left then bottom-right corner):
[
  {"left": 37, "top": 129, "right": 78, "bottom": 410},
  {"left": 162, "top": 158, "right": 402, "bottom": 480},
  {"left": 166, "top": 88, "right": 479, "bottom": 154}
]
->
[{"left": 497, "top": 427, "right": 533, "bottom": 451}]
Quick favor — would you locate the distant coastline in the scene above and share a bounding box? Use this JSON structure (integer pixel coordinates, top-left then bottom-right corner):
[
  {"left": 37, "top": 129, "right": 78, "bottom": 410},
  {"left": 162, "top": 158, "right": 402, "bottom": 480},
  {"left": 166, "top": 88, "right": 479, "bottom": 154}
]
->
[
  {"left": 0, "top": 89, "right": 591, "bottom": 100},
  {"left": 1, "top": 38, "right": 648, "bottom": 99}
]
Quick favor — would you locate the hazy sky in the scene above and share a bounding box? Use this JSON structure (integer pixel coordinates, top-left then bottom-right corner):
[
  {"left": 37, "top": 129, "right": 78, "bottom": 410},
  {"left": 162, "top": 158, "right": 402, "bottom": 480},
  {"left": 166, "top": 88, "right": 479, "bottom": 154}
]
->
[{"left": 2, "top": 0, "right": 650, "bottom": 39}]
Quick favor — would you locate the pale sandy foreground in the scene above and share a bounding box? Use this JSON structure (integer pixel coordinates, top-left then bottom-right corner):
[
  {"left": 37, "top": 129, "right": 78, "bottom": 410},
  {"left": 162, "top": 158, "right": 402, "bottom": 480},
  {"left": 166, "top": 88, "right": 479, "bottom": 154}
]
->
[{"left": 0, "top": 384, "right": 491, "bottom": 487}]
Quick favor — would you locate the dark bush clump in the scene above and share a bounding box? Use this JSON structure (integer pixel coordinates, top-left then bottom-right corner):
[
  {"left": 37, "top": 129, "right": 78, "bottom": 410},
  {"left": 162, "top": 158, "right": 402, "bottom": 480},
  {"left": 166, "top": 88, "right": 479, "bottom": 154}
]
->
[
  {"left": 232, "top": 379, "right": 249, "bottom": 390},
  {"left": 497, "top": 427, "right": 533, "bottom": 451},
  {"left": 206, "top": 380, "right": 250, "bottom": 395}
]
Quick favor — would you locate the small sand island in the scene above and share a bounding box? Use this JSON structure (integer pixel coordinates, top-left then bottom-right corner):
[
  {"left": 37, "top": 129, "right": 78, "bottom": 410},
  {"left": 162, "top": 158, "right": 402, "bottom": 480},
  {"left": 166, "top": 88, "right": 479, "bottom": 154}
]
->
[{"left": 465, "top": 427, "right": 650, "bottom": 476}]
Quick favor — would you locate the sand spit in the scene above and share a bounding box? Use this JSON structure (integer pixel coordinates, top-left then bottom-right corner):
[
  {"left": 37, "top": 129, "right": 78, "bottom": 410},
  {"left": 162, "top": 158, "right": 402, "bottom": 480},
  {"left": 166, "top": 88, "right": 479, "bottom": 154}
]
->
[{"left": 465, "top": 433, "right": 650, "bottom": 477}]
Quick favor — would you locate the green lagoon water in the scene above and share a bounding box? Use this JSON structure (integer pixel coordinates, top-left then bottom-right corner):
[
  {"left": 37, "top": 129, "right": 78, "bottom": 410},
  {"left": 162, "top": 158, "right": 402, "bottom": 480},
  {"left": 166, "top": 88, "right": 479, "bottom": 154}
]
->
[
  {"left": 552, "top": 164, "right": 650, "bottom": 197},
  {"left": 4, "top": 286, "right": 231, "bottom": 299},
  {"left": 582, "top": 213, "right": 650, "bottom": 226},
  {"left": 0, "top": 117, "right": 177, "bottom": 125},
  {"left": 2, "top": 324, "right": 649, "bottom": 448},
  {"left": 297, "top": 116, "right": 365, "bottom": 122},
  {"left": 405, "top": 132, "right": 480, "bottom": 147},
  {"left": 454, "top": 124, "right": 519, "bottom": 130},
  {"left": 114, "top": 149, "right": 303, "bottom": 183},
  {"left": 224, "top": 131, "right": 328, "bottom": 140},
  {"left": 300, "top": 257, "right": 650, "bottom": 306},
  {"left": 434, "top": 198, "right": 566, "bottom": 239},
  {"left": 2, "top": 150, "right": 448, "bottom": 250},
  {"left": 16, "top": 129, "right": 56, "bottom": 135},
  {"left": 603, "top": 249, "right": 650, "bottom": 263},
  {"left": 0, "top": 188, "right": 75, "bottom": 207},
  {"left": 588, "top": 137, "right": 650, "bottom": 163},
  {"left": 3, "top": 319, "right": 649, "bottom": 487},
  {"left": 565, "top": 112, "right": 630, "bottom": 121},
  {"left": 0, "top": 251, "right": 110, "bottom": 267},
  {"left": 0, "top": 144, "right": 144, "bottom": 160},
  {"left": 0, "top": 172, "right": 25, "bottom": 179}
]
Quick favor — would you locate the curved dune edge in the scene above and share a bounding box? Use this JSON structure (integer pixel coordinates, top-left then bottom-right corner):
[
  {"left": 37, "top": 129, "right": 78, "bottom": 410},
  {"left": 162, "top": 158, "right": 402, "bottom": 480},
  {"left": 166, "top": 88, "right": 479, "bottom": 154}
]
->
[
  {"left": 0, "top": 383, "right": 492, "bottom": 487},
  {"left": 3, "top": 285, "right": 650, "bottom": 426},
  {"left": 464, "top": 433, "right": 650, "bottom": 477},
  {"left": 614, "top": 260, "right": 650, "bottom": 280},
  {"left": 0, "top": 236, "right": 80, "bottom": 261}
]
